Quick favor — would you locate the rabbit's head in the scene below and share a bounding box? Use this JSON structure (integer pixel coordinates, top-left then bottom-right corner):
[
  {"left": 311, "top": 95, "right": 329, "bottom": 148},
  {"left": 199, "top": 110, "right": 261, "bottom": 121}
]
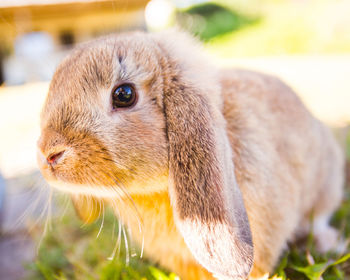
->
[{"left": 37, "top": 31, "right": 253, "bottom": 279}]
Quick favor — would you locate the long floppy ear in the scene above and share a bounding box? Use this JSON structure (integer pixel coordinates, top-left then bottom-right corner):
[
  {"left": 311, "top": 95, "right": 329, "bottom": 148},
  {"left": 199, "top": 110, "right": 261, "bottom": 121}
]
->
[
  {"left": 163, "top": 73, "right": 254, "bottom": 278},
  {"left": 71, "top": 195, "right": 101, "bottom": 224}
]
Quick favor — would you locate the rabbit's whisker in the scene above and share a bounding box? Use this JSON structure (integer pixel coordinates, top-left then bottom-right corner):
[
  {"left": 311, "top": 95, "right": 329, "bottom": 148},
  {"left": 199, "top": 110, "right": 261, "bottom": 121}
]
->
[
  {"left": 119, "top": 184, "right": 144, "bottom": 258},
  {"left": 60, "top": 194, "right": 71, "bottom": 220},
  {"left": 14, "top": 174, "right": 48, "bottom": 230},
  {"left": 122, "top": 223, "right": 130, "bottom": 265},
  {"left": 110, "top": 176, "right": 144, "bottom": 259},
  {"left": 33, "top": 182, "right": 52, "bottom": 229},
  {"left": 96, "top": 199, "right": 105, "bottom": 239},
  {"left": 108, "top": 198, "right": 123, "bottom": 260},
  {"left": 36, "top": 188, "right": 53, "bottom": 254},
  {"left": 111, "top": 216, "right": 116, "bottom": 241}
]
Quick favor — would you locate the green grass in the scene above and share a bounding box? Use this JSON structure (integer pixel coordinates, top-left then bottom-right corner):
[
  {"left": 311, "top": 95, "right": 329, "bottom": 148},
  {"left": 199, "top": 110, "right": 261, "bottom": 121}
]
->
[
  {"left": 27, "top": 204, "right": 179, "bottom": 280},
  {"left": 272, "top": 194, "right": 350, "bottom": 280}
]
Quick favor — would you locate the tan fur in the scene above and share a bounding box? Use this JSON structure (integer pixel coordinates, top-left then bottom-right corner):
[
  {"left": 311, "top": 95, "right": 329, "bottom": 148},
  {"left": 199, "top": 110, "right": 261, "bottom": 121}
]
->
[{"left": 37, "top": 31, "right": 344, "bottom": 279}]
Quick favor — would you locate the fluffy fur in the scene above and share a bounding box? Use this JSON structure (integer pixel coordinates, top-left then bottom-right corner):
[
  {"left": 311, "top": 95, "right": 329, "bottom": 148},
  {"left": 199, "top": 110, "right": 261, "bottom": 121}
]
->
[{"left": 37, "top": 31, "right": 344, "bottom": 279}]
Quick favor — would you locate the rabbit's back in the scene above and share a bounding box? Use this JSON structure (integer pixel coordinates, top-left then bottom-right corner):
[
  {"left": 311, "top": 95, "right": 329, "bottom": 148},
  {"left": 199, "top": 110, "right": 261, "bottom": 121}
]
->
[{"left": 221, "top": 69, "right": 344, "bottom": 275}]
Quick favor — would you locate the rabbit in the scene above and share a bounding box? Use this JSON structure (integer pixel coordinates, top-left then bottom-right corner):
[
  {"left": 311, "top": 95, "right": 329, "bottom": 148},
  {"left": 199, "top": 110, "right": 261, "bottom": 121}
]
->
[{"left": 37, "top": 30, "right": 344, "bottom": 280}]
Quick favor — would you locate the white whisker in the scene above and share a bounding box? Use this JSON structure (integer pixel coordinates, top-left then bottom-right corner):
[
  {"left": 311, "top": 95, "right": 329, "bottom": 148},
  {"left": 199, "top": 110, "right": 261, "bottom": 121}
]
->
[
  {"left": 14, "top": 175, "right": 48, "bottom": 230},
  {"left": 111, "top": 217, "right": 116, "bottom": 241},
  {"left": 96, "top": 200, "right": 105, "bottom": 239},
  {"left": 60, "top": 194, "right": 71, "bottom": 220},
  {"left": 36, "top": 188, "right": 53, "bottom": 255},
  {"left": 108, "top": 198, "right": 123, "bottom": 261},
  {"left": 128, "top": 223, "right": 137, "bottom": 258},
  {"left": 116, "top": 212, "right": 123, "bottom": 259},
  {"left": 113, "top": 180, "right": 144, "bottom": 259},
  {"left": 122, "top": 224, "right": 130, "bottom": 265},
  {"left": 33, "top": 184, "right": 52, "bottom": 229}
]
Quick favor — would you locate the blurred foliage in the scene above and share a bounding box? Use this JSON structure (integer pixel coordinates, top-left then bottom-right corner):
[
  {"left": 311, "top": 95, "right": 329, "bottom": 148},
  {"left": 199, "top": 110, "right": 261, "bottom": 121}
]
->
[
  {"left": 176, "top": 2, "right": 258, "bottom": 41},
  {"left": 204, "top": 0, "right": 350, "bottom": 56}
]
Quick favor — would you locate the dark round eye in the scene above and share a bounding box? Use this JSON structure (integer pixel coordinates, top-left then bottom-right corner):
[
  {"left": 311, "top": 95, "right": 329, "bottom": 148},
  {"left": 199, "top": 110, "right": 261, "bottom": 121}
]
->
[{"left": 112, "top": 84, "right": 137, "bottom": 109}]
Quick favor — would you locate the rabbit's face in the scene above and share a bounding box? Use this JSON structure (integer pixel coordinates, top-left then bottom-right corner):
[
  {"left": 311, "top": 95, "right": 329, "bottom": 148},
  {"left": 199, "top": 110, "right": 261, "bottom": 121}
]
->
[{"left": 37, "top": 33, "right": 169, "bottom": 197}]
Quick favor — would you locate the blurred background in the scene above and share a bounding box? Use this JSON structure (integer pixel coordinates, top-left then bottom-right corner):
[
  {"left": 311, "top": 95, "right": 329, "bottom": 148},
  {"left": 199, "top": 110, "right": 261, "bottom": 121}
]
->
[{"left": 0, "top": 0, "right": 350, "bottom": 279}]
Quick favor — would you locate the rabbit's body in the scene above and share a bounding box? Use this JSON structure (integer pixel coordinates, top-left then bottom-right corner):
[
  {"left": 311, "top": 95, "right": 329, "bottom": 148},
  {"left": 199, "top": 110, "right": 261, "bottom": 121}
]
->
[
  {"left": 112, "top": 69, "right": 343, "bottom": 279},
  {"left": 220, "top": 69, "right": 343, "bottom": 275},
  {"left": 37, "top": 32, "right": 344, "bottom": 280}
]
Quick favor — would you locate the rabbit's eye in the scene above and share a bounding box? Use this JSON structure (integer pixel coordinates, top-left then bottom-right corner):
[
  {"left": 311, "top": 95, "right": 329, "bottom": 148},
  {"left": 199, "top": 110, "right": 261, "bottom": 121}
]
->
[{"left": 112, "top": 84, "right": 137, "bottom": 109}]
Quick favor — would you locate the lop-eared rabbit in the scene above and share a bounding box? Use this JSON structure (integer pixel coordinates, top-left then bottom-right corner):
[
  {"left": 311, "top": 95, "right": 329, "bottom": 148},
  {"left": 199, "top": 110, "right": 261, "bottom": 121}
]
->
[{"left": 37, "top": 31, "right": 344, "bottom": 280}]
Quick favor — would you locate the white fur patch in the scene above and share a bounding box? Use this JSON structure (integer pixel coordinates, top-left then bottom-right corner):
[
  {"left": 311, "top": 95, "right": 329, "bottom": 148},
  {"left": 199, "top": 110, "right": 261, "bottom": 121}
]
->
[{"left": 177, "top": 218, "right": 253, "bottom": 280}]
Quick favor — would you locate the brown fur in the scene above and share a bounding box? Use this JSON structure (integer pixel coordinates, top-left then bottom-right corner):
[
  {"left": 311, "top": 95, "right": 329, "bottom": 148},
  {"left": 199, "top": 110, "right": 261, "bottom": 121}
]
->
[{"left": 37, "top": 31, "right": 344, "bottom": 279}]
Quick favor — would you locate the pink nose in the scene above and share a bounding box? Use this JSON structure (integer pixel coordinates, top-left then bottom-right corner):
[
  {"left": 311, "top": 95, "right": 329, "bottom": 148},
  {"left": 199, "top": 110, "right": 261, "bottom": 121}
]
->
[{"left": 47, "top": 150, "right": 65, "bottom": 165}]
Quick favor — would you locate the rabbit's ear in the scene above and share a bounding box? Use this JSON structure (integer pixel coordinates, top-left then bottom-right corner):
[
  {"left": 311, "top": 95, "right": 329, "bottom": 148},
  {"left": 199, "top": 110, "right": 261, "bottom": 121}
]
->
[
  {"left": 71, "top": 195, "right": 101, "bottom": 224},
  {"left": 163, "top": 81, "right": 254, "bottom": 279}
]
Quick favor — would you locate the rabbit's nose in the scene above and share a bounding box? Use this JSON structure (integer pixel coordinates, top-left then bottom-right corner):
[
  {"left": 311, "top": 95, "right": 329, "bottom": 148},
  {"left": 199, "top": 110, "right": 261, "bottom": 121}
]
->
[
  {"left": 37, "top": 128, "right": 67, "bottom": 168},
  {"left": 37, "top": 148, "right": 65, "bottom": 170},
  {"left": 47, "top": 150, "right": 65, "bottom": 166}
]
